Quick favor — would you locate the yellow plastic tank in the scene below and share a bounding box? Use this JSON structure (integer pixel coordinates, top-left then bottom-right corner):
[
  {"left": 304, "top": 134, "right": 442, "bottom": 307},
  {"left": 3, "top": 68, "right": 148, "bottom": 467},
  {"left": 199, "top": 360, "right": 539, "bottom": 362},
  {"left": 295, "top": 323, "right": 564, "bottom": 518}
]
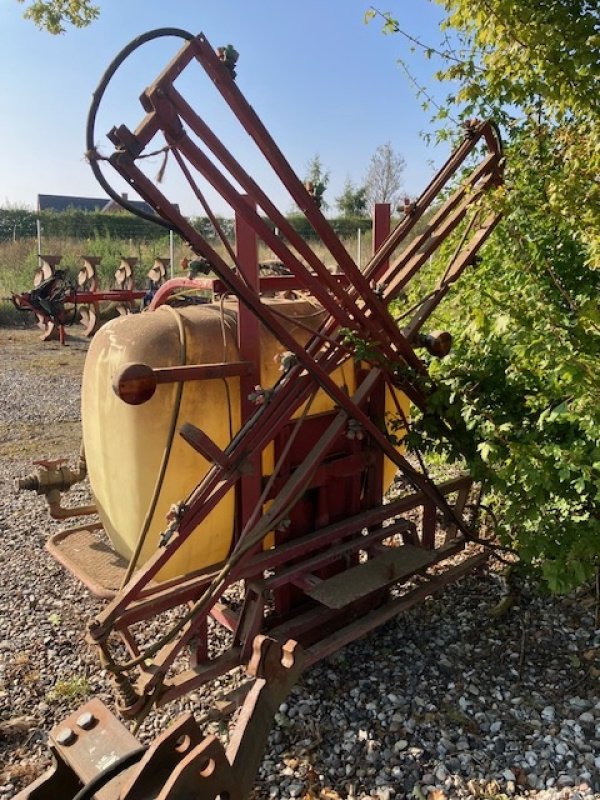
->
[{"left": 82, "top": 297, "right": 407, "bottom": 581}]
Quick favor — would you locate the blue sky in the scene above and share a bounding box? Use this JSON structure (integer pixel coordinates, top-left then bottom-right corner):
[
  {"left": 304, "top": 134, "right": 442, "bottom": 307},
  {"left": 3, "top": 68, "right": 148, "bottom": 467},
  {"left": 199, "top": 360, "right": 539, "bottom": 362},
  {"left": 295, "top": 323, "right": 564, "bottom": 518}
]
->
[{"left": 0, "top": 1, "right": 452, "bottom": 216}]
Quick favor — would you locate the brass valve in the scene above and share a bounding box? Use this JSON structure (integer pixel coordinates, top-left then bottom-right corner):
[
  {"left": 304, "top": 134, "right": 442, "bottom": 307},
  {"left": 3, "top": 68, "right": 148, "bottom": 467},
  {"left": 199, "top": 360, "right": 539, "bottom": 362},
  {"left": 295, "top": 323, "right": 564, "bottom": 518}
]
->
[
  {"left": 16, "top": 458, "right": 85, "bottom": 495},
  {"left": 15, "top": 453, "right": 95, "bottom": 520}
]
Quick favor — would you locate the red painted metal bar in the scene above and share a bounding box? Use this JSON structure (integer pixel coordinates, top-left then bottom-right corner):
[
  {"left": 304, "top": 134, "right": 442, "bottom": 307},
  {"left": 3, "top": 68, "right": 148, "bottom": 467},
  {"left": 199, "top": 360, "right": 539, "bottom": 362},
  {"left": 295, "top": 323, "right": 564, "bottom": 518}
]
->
[
  {"left": 184, "top": 34, "right": 409, "bottom": 349},
  {"left": 152, "top": 648, "right": 243, "bottom": 705},
  {"left": 153, "top": 361, "right": 253, "bottom": 383},
  {"left": 403, "top": 213, "right": 502, "bottom": 339},
  {"left": 68, "top": 290, "right": 147, "bottom": 303},
  {"left": 364, "top": 121, "right": 502, "bottom": 285},
  {"left": 134, "top": 90, "right": 395, "bottom": 357},
  {"left": 180, "top": 423, "right": 237, "bottom": 470},
  {"left": 376, "top": 153, "right": 498, "bottom": 294},
  {"left": 160, "top": 86, "right": 413, "bottom": 364},
  {"left": 113, "top": 362, "right": 254, "bottom": 407},
  {"left": 191, "top": 274, "right": 350, "bottom": 295},
  {"left": 301, "top": 552, "right": 488, "bottom": 667},
  {"left": 421, "top": 500, "right": 437, "bottom": 550},
  {"left": 114, "top": 570, "right": 221, "bottom": 629},
  {"left": 13, "top": 288, "right": 147, "bottom": 311},
  {"left": 125, "top": 44, "right": 200, "bottom": 151},
  {"left": 381, "top": 171, "right": 498, "bottom": 302},
  {"left": 111, "top": 480, "right": 472, "bottom": 704},
  {"left": 236, "top": 198, "right": 264, "bottom": 540},
  {"left": 363, "top": 205, "right": 390, "bottom": 508},
  {"left": 373, "top": 204, "right": 391, "bottom": 274}
]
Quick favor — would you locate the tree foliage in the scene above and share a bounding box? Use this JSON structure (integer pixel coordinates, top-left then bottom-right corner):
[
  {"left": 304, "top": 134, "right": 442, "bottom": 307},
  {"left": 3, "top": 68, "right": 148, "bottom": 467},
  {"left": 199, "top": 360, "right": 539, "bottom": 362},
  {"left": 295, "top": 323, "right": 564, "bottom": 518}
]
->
[
  {"left": 364, "top": 142, "right": 405, "bottom": 210},
  {"left": 17, "top": 0, "right": 99, "bottom": 33},
  {"left": 336, "top": 179, "right": 368, "bottom": 218},
  {"left": 434, "top": 0, "right": 600, "bottom": 265},
  {"left": 375, "top": 0, "right": 600, "bottom": 591},
  {"left": 304, "top": 155, "right": 330, "bottom": 211}
]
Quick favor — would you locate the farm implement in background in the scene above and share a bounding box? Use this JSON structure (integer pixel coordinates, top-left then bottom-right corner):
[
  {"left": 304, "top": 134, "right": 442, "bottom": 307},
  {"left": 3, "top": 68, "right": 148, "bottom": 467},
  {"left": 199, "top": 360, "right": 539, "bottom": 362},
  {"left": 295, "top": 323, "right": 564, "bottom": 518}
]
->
[
  {"left": 11, "top": 254, "right": 170, "bottom": 342},
  {"left": 15, "top": 28, "right": 504, "bottom": 800}
]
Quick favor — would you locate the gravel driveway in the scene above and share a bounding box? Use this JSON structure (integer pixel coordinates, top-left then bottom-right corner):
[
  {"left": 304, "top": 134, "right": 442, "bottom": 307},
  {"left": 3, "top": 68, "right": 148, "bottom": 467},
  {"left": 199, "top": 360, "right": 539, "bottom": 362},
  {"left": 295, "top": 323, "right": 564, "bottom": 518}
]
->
[{"left": 0, "top": 328, "right": 598, "bottom": 799}]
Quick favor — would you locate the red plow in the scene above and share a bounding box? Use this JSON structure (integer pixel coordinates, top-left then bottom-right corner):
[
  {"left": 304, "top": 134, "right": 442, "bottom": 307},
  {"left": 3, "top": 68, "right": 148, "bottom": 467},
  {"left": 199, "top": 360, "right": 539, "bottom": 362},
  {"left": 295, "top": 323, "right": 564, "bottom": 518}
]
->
[
  {"left": 15, "top": 28, "right": 504, "bottom": 800},
  {"left": 11, "top": 255, "right": 169, "bottom": 343}
]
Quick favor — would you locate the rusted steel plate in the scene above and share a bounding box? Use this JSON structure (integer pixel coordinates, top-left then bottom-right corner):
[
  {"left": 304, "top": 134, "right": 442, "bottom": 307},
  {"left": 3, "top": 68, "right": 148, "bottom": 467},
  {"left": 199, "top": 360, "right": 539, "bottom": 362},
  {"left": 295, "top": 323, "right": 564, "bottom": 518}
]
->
[
  {"left": 47, "top": 526, "right": 128, "bottom": 599},
  {"left": 300, "top": 544, "right": 436, "bottom": 609},
  {"left": 49, "top": 698, "right": 141, "bottom": 800},
  {"left": 303, "top": 552, "right": 489, "bottom": 665}
]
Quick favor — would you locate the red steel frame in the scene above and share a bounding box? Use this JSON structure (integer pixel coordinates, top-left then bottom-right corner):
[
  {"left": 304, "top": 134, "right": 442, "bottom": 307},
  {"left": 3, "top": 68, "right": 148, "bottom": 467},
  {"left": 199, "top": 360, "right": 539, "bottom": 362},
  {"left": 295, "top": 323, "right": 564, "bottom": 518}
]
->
[{"left": 71, "top": 32, "right": 503, "bottom": 718}]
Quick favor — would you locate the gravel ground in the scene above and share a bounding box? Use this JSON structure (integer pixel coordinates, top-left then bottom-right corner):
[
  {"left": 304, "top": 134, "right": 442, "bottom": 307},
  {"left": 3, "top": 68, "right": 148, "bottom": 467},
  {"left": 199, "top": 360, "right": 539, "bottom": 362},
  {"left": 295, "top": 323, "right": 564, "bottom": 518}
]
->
[{"left": 0, "top": 328, "right": 599, "bottom": 799}]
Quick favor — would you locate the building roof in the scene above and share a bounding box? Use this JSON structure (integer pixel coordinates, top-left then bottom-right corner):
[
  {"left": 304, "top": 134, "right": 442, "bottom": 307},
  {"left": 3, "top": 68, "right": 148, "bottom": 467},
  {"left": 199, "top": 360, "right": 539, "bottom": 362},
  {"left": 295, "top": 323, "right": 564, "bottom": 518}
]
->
[{"left": 37, "top": 193, "right": 156, "bottom": 215}]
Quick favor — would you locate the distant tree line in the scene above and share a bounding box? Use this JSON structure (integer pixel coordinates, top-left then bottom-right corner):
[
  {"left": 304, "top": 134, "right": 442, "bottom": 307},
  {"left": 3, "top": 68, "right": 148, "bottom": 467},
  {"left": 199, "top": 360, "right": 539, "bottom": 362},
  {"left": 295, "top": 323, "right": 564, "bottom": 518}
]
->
[
  {"left": 0, "top": 208, "right": 166, "bottom": 242},
  {"left": 0, "top": 208, "right": 38, "bottom": 240},
  {"left": 0, "top": 207, "right": 376, "bottom": 244}
]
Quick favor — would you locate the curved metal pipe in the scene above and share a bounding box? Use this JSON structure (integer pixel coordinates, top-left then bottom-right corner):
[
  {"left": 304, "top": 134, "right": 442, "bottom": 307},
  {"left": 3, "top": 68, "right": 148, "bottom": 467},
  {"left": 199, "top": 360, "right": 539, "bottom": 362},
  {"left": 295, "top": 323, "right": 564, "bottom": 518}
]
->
[
  {"left": 46, "top": 489, "right": 98, "bottom": 520},
  {"left": 147, "top": 278, "right": 204, "bottom": 310}
]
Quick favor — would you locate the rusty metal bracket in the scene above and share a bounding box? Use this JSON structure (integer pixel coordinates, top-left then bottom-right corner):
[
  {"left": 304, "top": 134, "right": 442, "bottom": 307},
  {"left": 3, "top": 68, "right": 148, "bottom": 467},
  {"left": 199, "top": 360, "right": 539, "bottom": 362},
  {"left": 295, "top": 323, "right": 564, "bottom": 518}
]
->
[{"left": 15, "top": 637, "right": 303, "bottom": 800}]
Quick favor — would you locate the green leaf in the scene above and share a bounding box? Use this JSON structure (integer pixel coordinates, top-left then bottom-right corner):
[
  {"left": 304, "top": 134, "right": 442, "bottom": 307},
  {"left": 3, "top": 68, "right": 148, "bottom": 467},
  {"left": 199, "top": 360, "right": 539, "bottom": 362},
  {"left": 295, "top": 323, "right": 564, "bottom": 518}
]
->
[{"left": 478, "top": 442, "right": 492, "bottom": 463}]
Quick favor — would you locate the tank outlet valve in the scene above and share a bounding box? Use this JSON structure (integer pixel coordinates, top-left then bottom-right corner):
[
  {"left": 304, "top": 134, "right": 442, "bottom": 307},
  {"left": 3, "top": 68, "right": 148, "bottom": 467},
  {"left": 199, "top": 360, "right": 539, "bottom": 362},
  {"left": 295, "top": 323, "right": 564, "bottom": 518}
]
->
[{"left": 15, "top": 458, "right": 86, "bottom": 496}]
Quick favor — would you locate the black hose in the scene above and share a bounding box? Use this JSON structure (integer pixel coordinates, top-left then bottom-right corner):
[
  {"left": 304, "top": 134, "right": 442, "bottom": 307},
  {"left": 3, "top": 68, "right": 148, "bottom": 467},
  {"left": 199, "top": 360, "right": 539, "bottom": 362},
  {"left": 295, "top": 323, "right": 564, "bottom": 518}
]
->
[
  {"left": 86, "top": 27, "right": 195, "bottom": 230},
  {"left": 71, "top": 745, "right": 147, "bottom": 800}
]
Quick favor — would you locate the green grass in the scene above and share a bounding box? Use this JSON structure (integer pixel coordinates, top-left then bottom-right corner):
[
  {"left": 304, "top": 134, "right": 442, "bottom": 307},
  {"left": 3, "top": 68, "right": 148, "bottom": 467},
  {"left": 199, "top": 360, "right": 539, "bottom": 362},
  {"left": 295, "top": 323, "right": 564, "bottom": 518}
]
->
[
  {"left": 0, "top": 231, "right": 375, "bottom": 300},
  {"left": 46, "top": 675, "right": 91, "bottom": 703},
  {"left": 0, "top": 235, "right": 180, "bottom": 295},
  {"left": 0, "top": 298, "right": 33, "bottom": 327}
]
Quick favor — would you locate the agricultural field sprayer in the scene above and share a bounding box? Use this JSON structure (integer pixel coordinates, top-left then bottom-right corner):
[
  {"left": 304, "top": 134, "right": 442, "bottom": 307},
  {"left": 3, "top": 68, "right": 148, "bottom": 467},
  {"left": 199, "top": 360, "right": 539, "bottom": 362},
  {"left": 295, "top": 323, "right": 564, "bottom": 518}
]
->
[{"left": 15, "top": 28, "right": 504, "bottom": 800}]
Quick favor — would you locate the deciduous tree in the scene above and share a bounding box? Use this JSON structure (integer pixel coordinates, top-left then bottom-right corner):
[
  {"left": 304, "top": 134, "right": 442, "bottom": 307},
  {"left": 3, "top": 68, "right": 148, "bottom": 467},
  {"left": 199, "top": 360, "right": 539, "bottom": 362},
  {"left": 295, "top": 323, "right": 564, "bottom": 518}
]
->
[
  {"left": 336, "top": 179, "right": 368, "bottom": 218},
  {"left": 364, "top": 142, "right": 405, "bottom": 211}
]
